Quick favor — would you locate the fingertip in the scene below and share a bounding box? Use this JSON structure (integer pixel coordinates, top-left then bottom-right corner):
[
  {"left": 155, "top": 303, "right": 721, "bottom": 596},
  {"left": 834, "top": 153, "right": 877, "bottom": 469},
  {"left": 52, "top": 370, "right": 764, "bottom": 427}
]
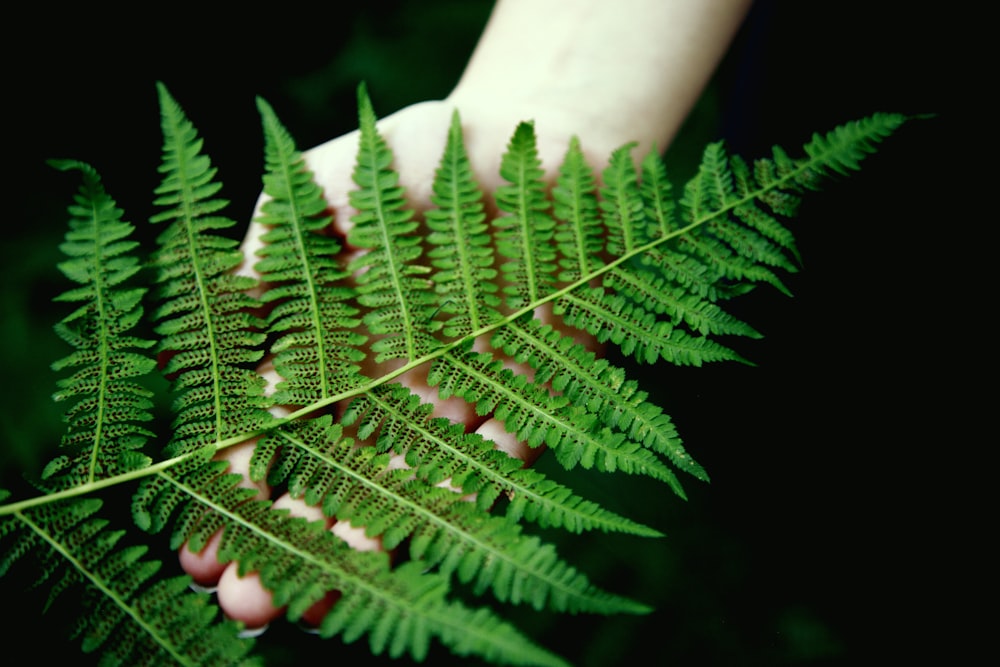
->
[
  {"left": 217, "top": 564, "right": 286, "bottom": 631},
  {"left": 179, "top": 529, "right": 226, "bottom": 589}
]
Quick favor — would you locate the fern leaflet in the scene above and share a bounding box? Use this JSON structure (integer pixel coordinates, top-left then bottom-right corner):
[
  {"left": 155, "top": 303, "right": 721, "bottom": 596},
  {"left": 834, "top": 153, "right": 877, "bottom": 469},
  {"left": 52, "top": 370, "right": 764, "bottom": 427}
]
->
[
  {"left": 552, "top": 136, "right": 604, "bottom": 283},
  {"left": 346, "top": 83, "right": 440, "bottom": 364},
  {"left": 426, "top": 109, "right": 503, "bottom": 338},
  {"left": 253, "top": 97, "right": 367, "bottom": 406},
  {"left": 149, "top": 83, "right": 273, "bottom": 456},
  {"left": 42, "top": 160, "right": 157, "bottom": 488},
  {"left": 494, "top": 121, "right": 558, "bottom": 309}
]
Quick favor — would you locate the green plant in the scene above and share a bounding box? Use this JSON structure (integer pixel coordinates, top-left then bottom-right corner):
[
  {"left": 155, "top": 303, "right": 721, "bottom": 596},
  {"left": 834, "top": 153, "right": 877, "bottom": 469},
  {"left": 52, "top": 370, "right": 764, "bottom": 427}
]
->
[{"left": 0, "top": 80, "right": 908, "bottom": 666}]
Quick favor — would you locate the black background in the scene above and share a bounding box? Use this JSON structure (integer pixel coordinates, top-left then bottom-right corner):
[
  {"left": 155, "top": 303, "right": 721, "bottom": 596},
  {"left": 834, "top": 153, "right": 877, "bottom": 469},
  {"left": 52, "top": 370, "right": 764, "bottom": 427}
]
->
[{"left": 2, "top": 2, "right": 971, "bottom": 665}]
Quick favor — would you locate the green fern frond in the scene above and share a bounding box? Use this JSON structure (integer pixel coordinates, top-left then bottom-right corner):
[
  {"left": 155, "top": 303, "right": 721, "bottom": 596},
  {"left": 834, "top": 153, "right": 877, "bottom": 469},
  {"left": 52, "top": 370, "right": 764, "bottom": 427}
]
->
[
  {"left": 494, "top": 121, "right": 558, "bottom": 308},
  {"left": 557, "top": 285, "right": 748, "bottom": 366},
  {"left": 639, "top": 145, "right": 678, "bottom": 239},
  {"left": 800, "top": 112, "right": 906, "bottom": 178},
  {"left": 42, "top": 159, "right": 157, "bottom": 488},
  {"left": 604, "top": 263, "right": 761, "bottom": 338},
  {"left": 149, "top": 83, "right": 272, "bottom": 455},
  {"left": 664, "top": 141, "right": 797, "bottom": 297},
  {"left": 2, "top": 77, "right": 911, "bottom": 667},
  {"left": 253, "top": 97, "right": 367, "bottom": 405},
  {"left": 426, "top": 109, "right": 503, "bottom": 338},
  {"left": 346, "top": 84, "right": 441, "bottom": 363},
  {"left": 0, "top": 498, "right": 259, "bottom": 666}
]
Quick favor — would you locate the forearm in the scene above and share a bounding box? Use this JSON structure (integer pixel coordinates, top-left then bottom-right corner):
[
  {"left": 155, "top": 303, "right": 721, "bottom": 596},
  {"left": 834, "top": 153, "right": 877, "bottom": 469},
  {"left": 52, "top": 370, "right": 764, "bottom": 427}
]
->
[{"left": 448, "top": 0, "right": 752, "bottom": 157}]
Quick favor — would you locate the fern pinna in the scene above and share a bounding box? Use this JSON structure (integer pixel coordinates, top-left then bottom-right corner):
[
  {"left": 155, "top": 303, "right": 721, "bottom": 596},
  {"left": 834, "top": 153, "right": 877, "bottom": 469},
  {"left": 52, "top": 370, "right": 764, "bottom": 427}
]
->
[{"left": 0, "top": 80, "right": 907, "bottom": 666}]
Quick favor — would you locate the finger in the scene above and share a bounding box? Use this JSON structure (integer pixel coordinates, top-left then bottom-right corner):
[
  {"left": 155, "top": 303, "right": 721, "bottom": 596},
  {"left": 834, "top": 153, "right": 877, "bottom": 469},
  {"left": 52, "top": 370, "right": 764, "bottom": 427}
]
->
[
  {"left": 179, "top": 528, "right": 224, "bottom": 591},
  {"left": 216, "top": 568, "right": 280, "bottom": 634}
]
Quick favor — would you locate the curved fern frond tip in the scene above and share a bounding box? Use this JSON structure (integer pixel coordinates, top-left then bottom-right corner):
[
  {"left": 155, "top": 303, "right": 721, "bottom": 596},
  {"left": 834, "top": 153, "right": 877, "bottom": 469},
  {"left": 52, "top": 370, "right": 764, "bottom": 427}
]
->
[
  {"left": 42, "top": 159, "right": 157, "bottom": 488},
  {"left": 801, "top": 112, "right": 908, "bottom": 178}
]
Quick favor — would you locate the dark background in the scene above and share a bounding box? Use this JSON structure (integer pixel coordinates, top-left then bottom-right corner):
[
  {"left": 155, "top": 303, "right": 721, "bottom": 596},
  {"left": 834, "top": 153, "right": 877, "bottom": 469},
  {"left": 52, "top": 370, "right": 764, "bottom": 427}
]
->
[{"left": 2, "top": 2, "right": 969, "bottom": 665}]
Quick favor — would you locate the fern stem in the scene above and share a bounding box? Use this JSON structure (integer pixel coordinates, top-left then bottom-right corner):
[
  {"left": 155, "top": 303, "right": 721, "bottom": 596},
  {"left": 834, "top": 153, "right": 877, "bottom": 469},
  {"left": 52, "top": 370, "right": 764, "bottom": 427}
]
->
[{"left": 0, "top": 445, "right": 233, "bottom": 516}]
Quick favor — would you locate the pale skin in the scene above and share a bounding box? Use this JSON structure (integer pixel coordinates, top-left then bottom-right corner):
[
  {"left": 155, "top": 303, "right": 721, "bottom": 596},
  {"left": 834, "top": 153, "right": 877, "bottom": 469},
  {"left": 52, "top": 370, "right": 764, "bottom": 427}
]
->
[{"left": 178, "top": 0, "right": 753, "bottom": 632}]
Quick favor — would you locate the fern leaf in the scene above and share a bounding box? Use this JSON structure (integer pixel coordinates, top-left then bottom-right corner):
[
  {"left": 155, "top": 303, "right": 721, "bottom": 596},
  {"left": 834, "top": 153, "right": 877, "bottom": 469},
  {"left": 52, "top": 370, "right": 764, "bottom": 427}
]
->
[
  {"left": 253, "top": 97, "right": 367, "bottom": 405},
  {"left": 603, "top": 263, "right": 761, "bottom": 338},
  {"left": 0, "top": 498, "right": 259, "bottom": 666},
  {"left": 41, "top": 159, "right": 157, "bottom": 488},
  {"left": 663, "top": 114, "right": 907, "bottom": 302},
  {"left": 800, "top": 112, "right": 907, "bottom": 178},
  {"left": 557, "top": 286, "right": 747, "bottom": 366},
  {"left": 346, "top": 84, "right": 440, "bottom": 363},
  {"left": 149, "top": 83, "right": 272, "bottom": 455},
  {"left": 494, "top": 121, "right": 558, "bottom": 308},
  {"left": 5, "top": 87, "right": 910, "bottom": 667},
  {"left": 425, "top": 109, "right": 503, "bottom": 337}
]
